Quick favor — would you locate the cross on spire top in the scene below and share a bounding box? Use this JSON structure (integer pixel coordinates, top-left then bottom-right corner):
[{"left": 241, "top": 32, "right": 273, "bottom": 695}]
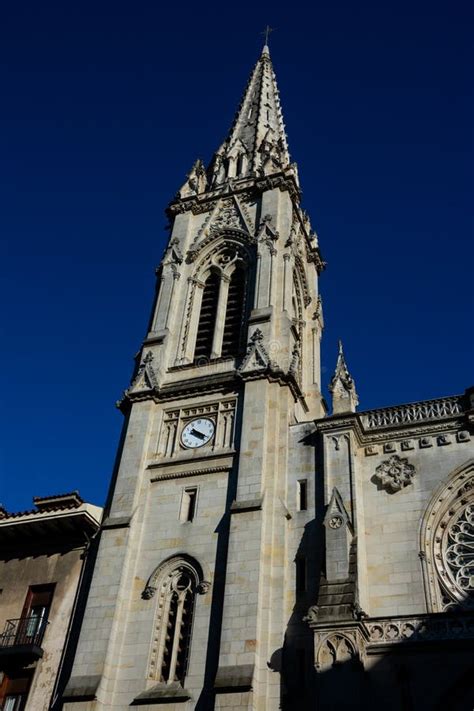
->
[{"left": 261, "top": 25, "right": 275, "bottom": 46}]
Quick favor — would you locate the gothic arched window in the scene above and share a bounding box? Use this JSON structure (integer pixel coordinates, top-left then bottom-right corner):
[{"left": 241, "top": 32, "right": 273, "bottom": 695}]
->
[
  {"left": 221, "top": 265, "right": 246, "bottom": 357},
  {"left": 194, "top": 271, "right": 220, "bottom": 362},
  {"left": 143, "top": 557, "right": 209, "bottom": 685},
  {"left": 191, "top": 247, "right": 249, "bottom": 364}
]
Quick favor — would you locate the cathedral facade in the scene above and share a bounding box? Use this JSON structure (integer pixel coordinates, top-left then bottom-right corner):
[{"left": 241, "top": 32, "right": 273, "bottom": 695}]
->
[{"left": 59, "top": 45, "right": 474, "bottom": 710}]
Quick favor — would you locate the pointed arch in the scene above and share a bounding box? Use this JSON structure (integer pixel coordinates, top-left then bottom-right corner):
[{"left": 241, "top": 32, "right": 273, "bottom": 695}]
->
[
  {"left": 316, "top": 633, "right": 357, "bottom": 671},
  {"left": 420, "top": 460, "right": 474, "bottom": 612},
  {"left": 180, "top": 234, "right": 255, "bottom": 364},
  {"left": 142, "top": 555, "right": 209, "bottom": 684}
]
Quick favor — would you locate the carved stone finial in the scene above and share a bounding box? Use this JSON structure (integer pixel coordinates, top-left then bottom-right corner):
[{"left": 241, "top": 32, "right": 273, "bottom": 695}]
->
[
  {"left": 250, "top": 329, "right": 264, "bottom": 344},
  {"left": 127, "top": 351, "right": 159, "bottom": 395},
  {"left": 329, "top": 340, "right": 358, "bottom": 414},
  {"left": 178, "top": 159, "right": 207, "bottom": 197}
]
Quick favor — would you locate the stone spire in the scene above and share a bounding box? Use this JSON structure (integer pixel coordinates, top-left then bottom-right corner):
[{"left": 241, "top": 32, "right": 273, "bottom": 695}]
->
[
  {"left": 329, "top": 341, "right": 359, "bottom": 414},
  {"left": 208, "top": 45, "right": 291, "bottom": 187}
]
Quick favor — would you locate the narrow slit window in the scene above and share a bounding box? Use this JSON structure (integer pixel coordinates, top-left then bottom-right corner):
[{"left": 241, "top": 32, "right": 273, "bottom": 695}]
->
[
  {"left": 297, "top": 480, "right": 308, "bottom": 511},
  {"left": 221, "top": 266, "right": 246, "bottom": 357},
  {"left": 296, "top": 556, "right": 306, "bottom": 592},
  {"left": 194, "top": 272, "right": 220, "bottom": 362},
  {"left": 180, "top": 488, "right": 198, "bottom": 523}
]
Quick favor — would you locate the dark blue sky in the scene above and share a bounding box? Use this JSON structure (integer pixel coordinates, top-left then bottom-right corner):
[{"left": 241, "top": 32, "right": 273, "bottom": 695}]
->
[{"left": 1, "top": 1, "right": 472, "bottom": 511}]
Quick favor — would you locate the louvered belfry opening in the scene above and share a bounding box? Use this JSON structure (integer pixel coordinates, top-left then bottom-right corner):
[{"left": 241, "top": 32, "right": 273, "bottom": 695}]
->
[
  {"left": 221, "top": 266, "right": 246, "bottom": 357},
  {"left": 194, "top": 271, "right": 220, "bottom": 362}
]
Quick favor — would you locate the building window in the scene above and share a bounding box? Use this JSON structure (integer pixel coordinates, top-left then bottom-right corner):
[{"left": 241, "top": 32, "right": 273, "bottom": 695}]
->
[
  {"left": 221, "top": 265, "right": 246, "bottom": 358},
  {"left": 180, "top": 487, "right": 198, "bottom": 523},
  {"left": 144, "top": 557, "right": 207, "bottom": 686},
  {"left": 297, "top": 480, "right": 308, "bottom": 511},
  {"left": 296, "top": 556, "right": 307, "bottom": 592},
  {"left": 160, "top": 568, "right": 195, "bottom": 683},
  {"left": 0, "top": 672, "right": 32, "bottom": 711},
  {"left": 20, "top": 584, "right": 54, "bottom": 643},
  {"left": 194, "top": 271, "right": 220, "bottom": 362}
]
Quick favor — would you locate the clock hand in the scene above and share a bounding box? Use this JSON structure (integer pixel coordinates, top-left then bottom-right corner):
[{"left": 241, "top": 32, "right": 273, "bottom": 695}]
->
[{"left": 190, "top": 428, "right": 207, "bottom": 440}]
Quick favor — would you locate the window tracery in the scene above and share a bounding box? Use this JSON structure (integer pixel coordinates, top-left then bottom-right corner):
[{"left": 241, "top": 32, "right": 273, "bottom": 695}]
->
[
  {"left": 317, "top": 634, "right": 356, "bottom": 671},
  {"left": 143, "top": 556, "right": 208, "bottom": 685},
  {"left": 421, "top": 461, "right": 474, "bottom": 612},
  {"left": 182, "top": 238, "right": 252, "bottom": 364}
]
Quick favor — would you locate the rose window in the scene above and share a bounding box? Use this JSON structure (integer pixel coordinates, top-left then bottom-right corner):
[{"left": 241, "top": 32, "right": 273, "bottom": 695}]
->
[{"left": 444, "top": 503, "right": 474, "bottom": 598}]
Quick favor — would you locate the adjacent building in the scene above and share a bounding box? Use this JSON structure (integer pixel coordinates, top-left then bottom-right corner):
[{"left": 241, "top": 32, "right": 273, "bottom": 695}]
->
[
  {"left": 56, "top": 44, "right": 473, "bottom": 711},
  {"left": 0, "top": 492, "right": 102, "bottom": 711}
]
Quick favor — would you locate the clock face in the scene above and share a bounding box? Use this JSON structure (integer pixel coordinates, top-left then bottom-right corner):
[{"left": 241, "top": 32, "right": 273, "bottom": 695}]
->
[{"left": 181, "top": 418, "right": 215, "bottom": 449}]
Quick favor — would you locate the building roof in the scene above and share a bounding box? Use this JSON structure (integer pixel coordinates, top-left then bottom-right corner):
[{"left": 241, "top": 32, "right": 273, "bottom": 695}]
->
[{"left": 0, "top": 492, "right": 102, "bottom": 550}]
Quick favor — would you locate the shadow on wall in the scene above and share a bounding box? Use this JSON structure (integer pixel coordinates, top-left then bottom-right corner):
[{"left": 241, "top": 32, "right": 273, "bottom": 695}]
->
[{"left": 277, "top": 536, "right": 474, "bottom": 710}]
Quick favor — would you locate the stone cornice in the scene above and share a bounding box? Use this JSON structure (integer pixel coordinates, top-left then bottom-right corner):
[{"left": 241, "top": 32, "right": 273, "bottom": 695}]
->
[
  {"left": 150, "top": 465, "right": 231, "bottom": 482},
  {"left": 166, "top": 169, "right": 301, "bottom": 219}
]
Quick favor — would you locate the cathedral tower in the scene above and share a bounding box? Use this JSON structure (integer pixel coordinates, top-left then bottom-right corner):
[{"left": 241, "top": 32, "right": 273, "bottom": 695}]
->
[{"left": 61, "top": 45, "right": 325, "bottom": 711}]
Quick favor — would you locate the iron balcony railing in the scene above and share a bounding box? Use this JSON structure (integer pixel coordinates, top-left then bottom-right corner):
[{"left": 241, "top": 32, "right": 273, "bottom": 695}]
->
[{"left": 0, "top": 615, "right": 48, "bottom": 649}]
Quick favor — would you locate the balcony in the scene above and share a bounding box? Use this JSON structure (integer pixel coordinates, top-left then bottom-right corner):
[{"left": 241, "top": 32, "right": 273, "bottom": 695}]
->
[{"left": 0, "top": 616, "right": 47, "bottom": 662}]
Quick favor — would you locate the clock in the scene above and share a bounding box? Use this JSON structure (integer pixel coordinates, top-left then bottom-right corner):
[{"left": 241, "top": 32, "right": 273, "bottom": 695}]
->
[{"left": 181, "top": 418, "right": 215, "bottom": 449}]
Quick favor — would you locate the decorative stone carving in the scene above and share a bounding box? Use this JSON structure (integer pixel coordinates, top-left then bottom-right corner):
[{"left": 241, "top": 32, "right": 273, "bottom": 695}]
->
[
  {"left": 419, "top": 437, "right": 433, "bottom": 448},
  {"left": 178, "top": 159, "right": 207, "bottom": 197},
  {"left": 128, "top": 351, "right": 158, "bottom": 394},
  {"left": 211, "top": 198, "right": 246, "bottom": 232},
  {"left": 437, "top": 434, "right": 451, "bottom": 446},
  {"left": 312, "top": 295, "right": 324, "bottom": 327},
  {"left": 351, "top": 603, "right": 368, "bottom": 620},
  {"left": 364, "top": 613, "right": 474, "bottom": 644},
  {"left": 373, "top": 455, "right": 416, "bottom": 493},
  {"left": 257, "top": 213, "right": 279, "bottom": 244},
  {"left": 316, "top": 634, "right": 357, "bottom": 671},
  {"left": 142, "top": 585, "right": 157, "bottom": 600},
  {"left": 238, "top": 329, "right": 271, "bottom": 374},
  {"left": 364, "top": 445, "right": 378, "bottom": 456},
  {"left": 197, "top": 580, "right": 211, "bottom": 594},
  {"left": 303, "top": 605, "right": 319, "bottom": 623},
  {"left": 401, "top": 439, "right": 414, "bottom": 451},
  {"left": 323, "top": 488, "right": 350, "bottom": 530},
  {"left": 288, "top": 344, "right": 300, "bottom": 380},
  {"left": 383, "top": 442, "right": 396, "bottom": 453},
  {"left": 457, "top": 431, "right": 471, "bottom": 443}
]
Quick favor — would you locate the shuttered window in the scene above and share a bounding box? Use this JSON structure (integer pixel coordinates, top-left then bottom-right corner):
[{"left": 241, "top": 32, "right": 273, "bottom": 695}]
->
[
  {"left": 194, "top": 272, "right": 220, "bottom": 362},
  {"left": 221, "top": 266, "right": 245, "bottom": 357}
]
